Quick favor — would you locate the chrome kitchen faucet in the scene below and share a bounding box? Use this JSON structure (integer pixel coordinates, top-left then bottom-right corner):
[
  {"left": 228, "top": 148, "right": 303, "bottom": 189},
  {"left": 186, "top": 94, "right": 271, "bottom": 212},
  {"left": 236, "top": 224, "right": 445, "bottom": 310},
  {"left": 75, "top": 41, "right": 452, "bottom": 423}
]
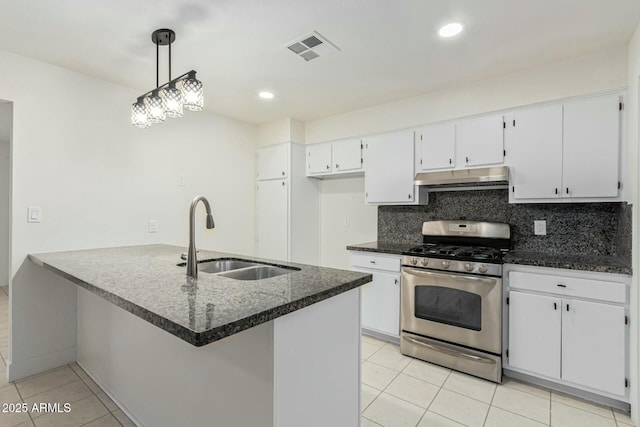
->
[{"left": 187, "top": 195, "right": 215, "bottom": 278}]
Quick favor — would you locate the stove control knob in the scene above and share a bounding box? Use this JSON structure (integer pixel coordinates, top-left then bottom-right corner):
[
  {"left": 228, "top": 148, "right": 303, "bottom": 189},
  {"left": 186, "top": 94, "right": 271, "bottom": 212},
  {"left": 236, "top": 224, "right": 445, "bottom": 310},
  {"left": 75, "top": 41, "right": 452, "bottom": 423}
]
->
[
  {"left": 464, "top": 263, "right": 474, "bottom": 271},
  {"left": 421, "top": 259, "right": 428, "bottom": 266},
  {"left": 410, "top": 257, "right": 418, "bottom": 265},
  {"left": 441, "top": 261, "right": 450, "bottom": 269},
  {"left": 478, "top": 264, "right": 488, "bottom": 273}
]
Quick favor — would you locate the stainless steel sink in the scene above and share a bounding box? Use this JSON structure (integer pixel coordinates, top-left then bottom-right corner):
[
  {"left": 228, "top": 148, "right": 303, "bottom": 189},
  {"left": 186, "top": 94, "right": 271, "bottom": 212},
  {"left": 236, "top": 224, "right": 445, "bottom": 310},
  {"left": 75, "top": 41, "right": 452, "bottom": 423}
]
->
[
  {"left": 177, "top": 258, "right": 298, "bottom": 280},
  {"left": 218, "top": 266, "right": 294, "bottom": 281},
  {"left": 197, "top": 260, "right": 260, "bottom": 274}
]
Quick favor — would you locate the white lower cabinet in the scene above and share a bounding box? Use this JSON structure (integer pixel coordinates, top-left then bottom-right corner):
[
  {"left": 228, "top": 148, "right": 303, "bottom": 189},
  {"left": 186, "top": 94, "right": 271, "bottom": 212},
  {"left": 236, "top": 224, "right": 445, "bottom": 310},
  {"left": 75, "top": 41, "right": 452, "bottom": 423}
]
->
[
  {"left": 508, "top": 291, "right": 561, "bottom": 379},
  {"left": 350, "top": 252, "right": 400, "bottom": 339},
  {"left": 506, "top": 266, "right": 629, "bottom": 400}
]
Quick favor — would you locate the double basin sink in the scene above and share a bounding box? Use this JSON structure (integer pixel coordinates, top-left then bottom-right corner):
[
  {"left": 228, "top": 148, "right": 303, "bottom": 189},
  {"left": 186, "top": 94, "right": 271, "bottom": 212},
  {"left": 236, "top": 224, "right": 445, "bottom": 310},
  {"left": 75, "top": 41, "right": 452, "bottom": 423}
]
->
[{"left": 178, "top": 258, "right": 299, "bottom": 280}]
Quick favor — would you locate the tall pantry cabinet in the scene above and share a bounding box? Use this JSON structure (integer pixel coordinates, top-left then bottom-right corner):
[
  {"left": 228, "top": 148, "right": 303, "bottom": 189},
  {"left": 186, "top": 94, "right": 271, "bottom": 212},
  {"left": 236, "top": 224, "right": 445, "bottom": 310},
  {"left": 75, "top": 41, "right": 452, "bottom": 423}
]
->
[{"left": 256, "top": 143, "right": 319, "bottom": 264}]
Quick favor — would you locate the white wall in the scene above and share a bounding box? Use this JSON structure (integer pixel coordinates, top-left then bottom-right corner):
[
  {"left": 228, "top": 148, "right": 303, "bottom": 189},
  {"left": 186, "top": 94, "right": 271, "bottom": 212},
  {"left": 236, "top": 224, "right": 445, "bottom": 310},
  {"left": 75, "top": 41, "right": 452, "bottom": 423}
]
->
[
  {"left": 306, "top": 47, "right": 627, "bottom": 143},
  {"left": 307, "top": 46, "right": 629, "bottom": 269},
  {"left": 0, "top": 103, "right": 10, "bottom": 287},
  {"left": 257, "top": 118, "right": 305, "bottom": 147},
  {"left": 626, "top": 22, "right": 640, "bottom": 423},
  {"left": 318, "top": 177, "right": 376, "bottom": 269},
  {"left": 0, "top": 48, "right": 258, "bottom": 380}
]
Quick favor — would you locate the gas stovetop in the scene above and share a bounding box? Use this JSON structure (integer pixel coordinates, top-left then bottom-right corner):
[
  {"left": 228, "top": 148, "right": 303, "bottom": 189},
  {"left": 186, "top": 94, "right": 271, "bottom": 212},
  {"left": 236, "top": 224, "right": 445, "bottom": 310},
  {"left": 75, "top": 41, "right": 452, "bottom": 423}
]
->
[{"left": 404, "top": 244, "right": 504, "bottom": 263}]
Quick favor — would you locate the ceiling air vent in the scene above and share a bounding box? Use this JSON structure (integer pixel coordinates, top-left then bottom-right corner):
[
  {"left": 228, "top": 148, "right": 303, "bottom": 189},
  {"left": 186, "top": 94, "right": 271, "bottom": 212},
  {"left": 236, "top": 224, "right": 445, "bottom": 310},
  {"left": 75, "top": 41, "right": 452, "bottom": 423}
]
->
[{"left": 285, "top": 31, "right": 340, "bottom": 61}]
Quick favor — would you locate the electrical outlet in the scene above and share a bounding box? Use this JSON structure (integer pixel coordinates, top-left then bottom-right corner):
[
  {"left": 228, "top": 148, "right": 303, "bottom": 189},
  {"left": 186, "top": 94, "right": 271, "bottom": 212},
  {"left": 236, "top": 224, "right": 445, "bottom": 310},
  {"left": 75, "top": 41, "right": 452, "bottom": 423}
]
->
[
  {"left": 534, "top": 220, "right": 546, "bottom": 236},
  {"left": 343, "top": 216, "right": 351, "bottom": 227},
  {"left": 148, "top": 220, "right": 158, "bottom": 233}
]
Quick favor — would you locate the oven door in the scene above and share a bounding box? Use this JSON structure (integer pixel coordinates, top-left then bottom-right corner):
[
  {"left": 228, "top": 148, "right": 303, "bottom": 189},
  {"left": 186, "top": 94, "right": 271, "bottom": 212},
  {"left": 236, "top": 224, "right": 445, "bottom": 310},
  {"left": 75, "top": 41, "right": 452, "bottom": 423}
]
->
[{"left": 401, "top": 267, "right": 501, "bottom": 354}]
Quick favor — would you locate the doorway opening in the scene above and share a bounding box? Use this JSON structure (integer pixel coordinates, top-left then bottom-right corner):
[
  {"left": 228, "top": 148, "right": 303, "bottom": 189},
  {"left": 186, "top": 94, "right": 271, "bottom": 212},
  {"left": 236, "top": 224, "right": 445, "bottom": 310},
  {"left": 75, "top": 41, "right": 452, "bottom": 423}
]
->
[{"left": 0, "top": 101, "right": 12, "bottom": 367}]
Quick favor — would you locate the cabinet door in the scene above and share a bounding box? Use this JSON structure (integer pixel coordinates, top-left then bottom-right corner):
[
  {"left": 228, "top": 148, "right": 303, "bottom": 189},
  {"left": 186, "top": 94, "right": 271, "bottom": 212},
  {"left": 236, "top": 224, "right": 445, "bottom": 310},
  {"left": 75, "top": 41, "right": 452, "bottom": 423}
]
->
[
  {"left": 360, "top": 271, "right": 400, "bottom": 337},
  {"left": 562, "top": 299, "right": 626, "bottom": 396},
  {"left": 456, "top": 114, "right": 505, "bottom": 167},
  {"left": 364, "top": 130, "right": 415, "bottom": 204},
  {"left": 256, "top": 180, "right": 288, "bottom": 261},
  {"left": 257, "top": 144, "right": 289, "bottom": 180},
  {"left": 508, "top": 105, "right": 563, "bottom": 199},
  {"left": 562, "top": 94, "right": 620, "bottom": 198},
  {"left": 333, "top": 139, "right": 363, "bottom": 172},
  {"left": 508, "top": 291, "right": 561, "bottom": 379},
  {"left": 416, "top": 123, "right": 455, "bottom": 171},
  {"left": 306, "top": 143, "right": 332, "bottom": 175}
]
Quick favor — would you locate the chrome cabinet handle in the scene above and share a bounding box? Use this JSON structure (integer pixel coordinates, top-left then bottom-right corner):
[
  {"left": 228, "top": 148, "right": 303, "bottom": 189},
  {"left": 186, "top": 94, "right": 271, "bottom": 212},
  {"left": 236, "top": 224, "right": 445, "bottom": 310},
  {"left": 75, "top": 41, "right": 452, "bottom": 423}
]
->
[
  {"left": 336, "top": 164, "right": 339, "bottom": 169},
  {"left": 394, "top": 279, "right": 398, "bottom": 285},
  {"left": 370, "top": 260, "right": 376, "bottom": 264},
  {"left": 282, "top": 171, "right": 285, "bottom": 176},
  {"left": 466, "top": 156, "right": 469, "bottom": 163},
  {"left": 557, "top": 284, "right": 566, "bottom": 288},
  {"left": 566, "top": 188, "right": 569, "bottom": 194}
]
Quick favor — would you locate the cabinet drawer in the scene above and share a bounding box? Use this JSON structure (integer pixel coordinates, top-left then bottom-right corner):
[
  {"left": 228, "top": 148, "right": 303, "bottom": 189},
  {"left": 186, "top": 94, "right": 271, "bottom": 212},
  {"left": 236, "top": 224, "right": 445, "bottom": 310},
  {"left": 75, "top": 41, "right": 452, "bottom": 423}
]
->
[
  {"left": 351, "top": 253, "right": 400, "bottom": 272},
  {"left": 509, "top": 271, "right": 626, "bottom": 304}
]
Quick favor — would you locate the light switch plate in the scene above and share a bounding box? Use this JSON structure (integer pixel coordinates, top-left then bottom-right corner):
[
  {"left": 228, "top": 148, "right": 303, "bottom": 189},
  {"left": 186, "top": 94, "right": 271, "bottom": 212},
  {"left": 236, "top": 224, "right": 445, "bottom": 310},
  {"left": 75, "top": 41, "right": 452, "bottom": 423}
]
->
[
  {"left": 148, "top": 219, "right": 158, "bottom": 233},
  {"left": 27, "top": 207, "right": 41, "bottom": 223},
  {"left": 534, "top": 220, "right": 546, "bottom": 236}
]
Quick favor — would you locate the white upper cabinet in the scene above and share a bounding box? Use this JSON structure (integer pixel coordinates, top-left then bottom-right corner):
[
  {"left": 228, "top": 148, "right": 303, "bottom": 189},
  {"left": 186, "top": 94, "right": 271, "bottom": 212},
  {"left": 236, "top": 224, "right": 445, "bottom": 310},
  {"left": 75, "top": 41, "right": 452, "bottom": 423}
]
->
[
  {"left": 456, "top": 114, "right": 505, "bottom": 167},
  {"left": 507, "top": 105, "right": 564, "bottom": 199},
  {"left": 257, "top": 144, "right": 289, "bottom": 180},
  {"left": 415, "top": 123, "right": 455, "bottom": 171},
  {"left": 509, "top": 93, "right": 622, "bottom": 202},
  {"left": 306, "top": 138, "right": 363, "bottom": 177},
  {"left": 364, "top": 129, "right": 425, "bottom": 205},
  {"left": 333, "top": 138, "right": 363, "bottom": 172},
  {"left": 562, "top": 94, "right": 621, "bottom": 198},
  {"left": 307, "top": 143, "right": 332, "bottom": 175}
]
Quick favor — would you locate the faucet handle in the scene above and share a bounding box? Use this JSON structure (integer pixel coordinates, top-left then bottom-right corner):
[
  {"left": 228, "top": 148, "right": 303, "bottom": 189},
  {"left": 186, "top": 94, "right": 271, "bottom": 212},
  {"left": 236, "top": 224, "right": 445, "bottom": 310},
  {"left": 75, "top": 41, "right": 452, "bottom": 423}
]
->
[{"left": 181, "top": 251, "right": 199, "bottom": 261}]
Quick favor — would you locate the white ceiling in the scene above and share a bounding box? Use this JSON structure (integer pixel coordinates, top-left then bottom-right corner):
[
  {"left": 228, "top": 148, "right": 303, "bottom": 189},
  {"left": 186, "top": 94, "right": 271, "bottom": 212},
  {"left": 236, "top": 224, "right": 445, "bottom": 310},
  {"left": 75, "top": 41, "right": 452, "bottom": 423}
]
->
[{"left": 0, "top": 1, "right": 639, "bottom": 124}]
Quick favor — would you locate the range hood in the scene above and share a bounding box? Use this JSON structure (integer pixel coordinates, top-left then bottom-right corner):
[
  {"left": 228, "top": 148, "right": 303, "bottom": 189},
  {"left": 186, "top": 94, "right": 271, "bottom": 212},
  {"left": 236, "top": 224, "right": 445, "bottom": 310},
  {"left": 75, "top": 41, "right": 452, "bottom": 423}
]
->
[{"left": 414, "top": 166, "right": 509, "bottom": 191}]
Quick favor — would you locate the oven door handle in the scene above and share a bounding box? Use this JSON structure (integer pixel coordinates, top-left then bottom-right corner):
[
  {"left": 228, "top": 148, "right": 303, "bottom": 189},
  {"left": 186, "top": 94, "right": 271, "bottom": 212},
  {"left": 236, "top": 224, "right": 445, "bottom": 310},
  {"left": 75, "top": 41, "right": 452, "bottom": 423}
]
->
[
  {"left": 403, "top": 336, "right": 496, "bottom": 365},
  {"left": 402, "top": 267, "right": 498, "bottom": 285}
]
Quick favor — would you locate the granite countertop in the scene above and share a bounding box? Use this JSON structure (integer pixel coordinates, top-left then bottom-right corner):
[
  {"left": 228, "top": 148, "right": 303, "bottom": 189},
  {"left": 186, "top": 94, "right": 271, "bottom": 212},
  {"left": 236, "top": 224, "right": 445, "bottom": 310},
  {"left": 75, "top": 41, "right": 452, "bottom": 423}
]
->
[
  {"left": 346, "top": 241, "right": 416, "bottom": 255},
  {"left": 29, "top": 244, "right": 371, "bottom": 347},
  {"left": 503, "top": 251, "right": 632, "bottom": 275},
  {"left": 347, "top": 241, "right": 632, "bottom": 275}
]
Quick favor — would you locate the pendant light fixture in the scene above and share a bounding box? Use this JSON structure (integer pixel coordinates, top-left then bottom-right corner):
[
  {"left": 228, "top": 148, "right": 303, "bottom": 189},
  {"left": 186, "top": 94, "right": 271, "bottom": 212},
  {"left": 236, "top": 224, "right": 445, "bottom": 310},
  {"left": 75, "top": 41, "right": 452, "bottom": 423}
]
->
[{"left": 131, "top": 29, "right": 203, "bottom": 128}]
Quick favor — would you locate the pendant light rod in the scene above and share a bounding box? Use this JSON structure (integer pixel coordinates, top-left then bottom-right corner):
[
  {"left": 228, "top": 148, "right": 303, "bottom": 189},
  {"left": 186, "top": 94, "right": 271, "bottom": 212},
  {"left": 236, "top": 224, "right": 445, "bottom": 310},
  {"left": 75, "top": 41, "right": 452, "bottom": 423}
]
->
[{"left": 136, "top": 70, "right": 197, "bottom": 100}]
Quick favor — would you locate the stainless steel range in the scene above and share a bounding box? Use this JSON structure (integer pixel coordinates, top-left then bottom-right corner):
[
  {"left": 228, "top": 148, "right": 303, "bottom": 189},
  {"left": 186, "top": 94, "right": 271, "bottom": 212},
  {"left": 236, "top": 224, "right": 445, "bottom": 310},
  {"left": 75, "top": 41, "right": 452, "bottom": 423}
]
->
[{"left": 400, "top": 220, "right": 510, "bottom": 383}]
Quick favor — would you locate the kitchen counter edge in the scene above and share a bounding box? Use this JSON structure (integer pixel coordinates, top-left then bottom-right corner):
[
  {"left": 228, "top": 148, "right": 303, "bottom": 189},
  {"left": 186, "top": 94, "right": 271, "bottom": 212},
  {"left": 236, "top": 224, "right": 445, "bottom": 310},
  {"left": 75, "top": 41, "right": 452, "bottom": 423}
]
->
[{"left": 346, "top": 242, "right": 632, "bottom": 275}]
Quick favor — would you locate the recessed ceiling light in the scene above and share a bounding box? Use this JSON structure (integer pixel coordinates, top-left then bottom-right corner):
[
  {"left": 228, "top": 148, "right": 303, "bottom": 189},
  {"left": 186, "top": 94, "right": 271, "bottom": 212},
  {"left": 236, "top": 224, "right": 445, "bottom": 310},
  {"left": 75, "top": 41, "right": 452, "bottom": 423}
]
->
[
  {"left": 439, "top": 23, "right": 463, "bottom": 38},
  {"left": 259, "top": 91, "right": 274, "bottom": 99}
]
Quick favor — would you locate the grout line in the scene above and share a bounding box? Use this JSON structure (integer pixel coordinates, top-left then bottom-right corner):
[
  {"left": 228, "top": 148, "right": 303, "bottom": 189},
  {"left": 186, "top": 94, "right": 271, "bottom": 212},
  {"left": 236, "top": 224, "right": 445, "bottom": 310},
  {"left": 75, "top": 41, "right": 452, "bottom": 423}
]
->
[{"left": 481, "top": 384, "right": 499, "bottom": 426}]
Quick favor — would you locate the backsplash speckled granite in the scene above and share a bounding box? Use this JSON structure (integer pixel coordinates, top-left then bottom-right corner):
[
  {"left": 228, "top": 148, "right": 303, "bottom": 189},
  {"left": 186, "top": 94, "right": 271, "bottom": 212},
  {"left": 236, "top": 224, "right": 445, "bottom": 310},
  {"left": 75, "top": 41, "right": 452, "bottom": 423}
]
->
[{"left": 378, "top": 190, "right": 632, "bottom": 260}]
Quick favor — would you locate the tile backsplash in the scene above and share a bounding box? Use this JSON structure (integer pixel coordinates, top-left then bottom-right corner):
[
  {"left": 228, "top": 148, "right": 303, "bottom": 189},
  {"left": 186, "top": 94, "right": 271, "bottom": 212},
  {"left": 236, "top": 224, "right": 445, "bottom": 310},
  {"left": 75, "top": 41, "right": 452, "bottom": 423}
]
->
[{"left": 378, "top": 190, "right": 632, "bottom": 260}]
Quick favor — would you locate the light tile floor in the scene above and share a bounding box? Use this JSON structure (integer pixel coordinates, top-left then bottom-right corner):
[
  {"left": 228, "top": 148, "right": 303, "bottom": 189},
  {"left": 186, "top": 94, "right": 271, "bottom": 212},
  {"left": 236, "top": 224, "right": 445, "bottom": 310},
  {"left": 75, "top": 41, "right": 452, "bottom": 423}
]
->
[
  {"left": 0, "top": 287, "right": 136, "bottom": 427},
  {"left": 361, "top": 335, "right": 636, "bottom": 427}
]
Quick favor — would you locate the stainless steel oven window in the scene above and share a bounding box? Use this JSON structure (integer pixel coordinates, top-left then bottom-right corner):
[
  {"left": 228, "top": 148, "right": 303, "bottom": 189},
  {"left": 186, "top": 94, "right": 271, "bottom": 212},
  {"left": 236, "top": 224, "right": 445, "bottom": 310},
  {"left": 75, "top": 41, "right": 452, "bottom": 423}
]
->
[{"left": 414, "top": 286, "right": 481, "bottom": 331}]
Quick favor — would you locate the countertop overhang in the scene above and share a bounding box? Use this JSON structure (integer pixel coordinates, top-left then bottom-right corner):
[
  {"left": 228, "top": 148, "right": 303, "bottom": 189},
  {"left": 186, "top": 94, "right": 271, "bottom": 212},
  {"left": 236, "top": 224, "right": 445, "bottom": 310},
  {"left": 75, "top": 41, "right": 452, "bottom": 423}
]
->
[{"left": 29, "top": 244, "right": 372, "bottom": 347}]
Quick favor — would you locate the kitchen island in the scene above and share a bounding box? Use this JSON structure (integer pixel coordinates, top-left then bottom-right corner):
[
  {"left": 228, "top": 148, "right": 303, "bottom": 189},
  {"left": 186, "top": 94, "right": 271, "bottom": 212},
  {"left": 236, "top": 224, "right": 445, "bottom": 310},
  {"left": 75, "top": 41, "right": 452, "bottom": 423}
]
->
[{"left": 29, "top": 244, "right": 371, "bottom": 427}]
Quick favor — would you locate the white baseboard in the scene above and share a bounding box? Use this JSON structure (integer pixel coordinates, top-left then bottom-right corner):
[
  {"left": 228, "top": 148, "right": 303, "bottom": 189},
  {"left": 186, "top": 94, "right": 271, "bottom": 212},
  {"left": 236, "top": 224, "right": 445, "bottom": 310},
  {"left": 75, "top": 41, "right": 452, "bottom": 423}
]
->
[{"left": 7, "top": 346, "right": 77, "bottom": 382}]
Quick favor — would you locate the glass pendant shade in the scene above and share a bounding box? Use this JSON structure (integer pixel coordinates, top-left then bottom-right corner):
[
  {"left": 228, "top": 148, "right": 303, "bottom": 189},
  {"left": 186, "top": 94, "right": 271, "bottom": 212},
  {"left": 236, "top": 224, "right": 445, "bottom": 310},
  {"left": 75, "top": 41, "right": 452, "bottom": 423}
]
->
[
  {"left": 131, "top": 100, "right": 151, "bottom": 128},
  {"left": 146, "top": 92, "right": 166, "bottom": 124},
  {"left": 163, "top": 84, "right": 184, "bottom": 118},
  {"left": 182, "top": 75, "right": 204, "bottom": 111}
]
